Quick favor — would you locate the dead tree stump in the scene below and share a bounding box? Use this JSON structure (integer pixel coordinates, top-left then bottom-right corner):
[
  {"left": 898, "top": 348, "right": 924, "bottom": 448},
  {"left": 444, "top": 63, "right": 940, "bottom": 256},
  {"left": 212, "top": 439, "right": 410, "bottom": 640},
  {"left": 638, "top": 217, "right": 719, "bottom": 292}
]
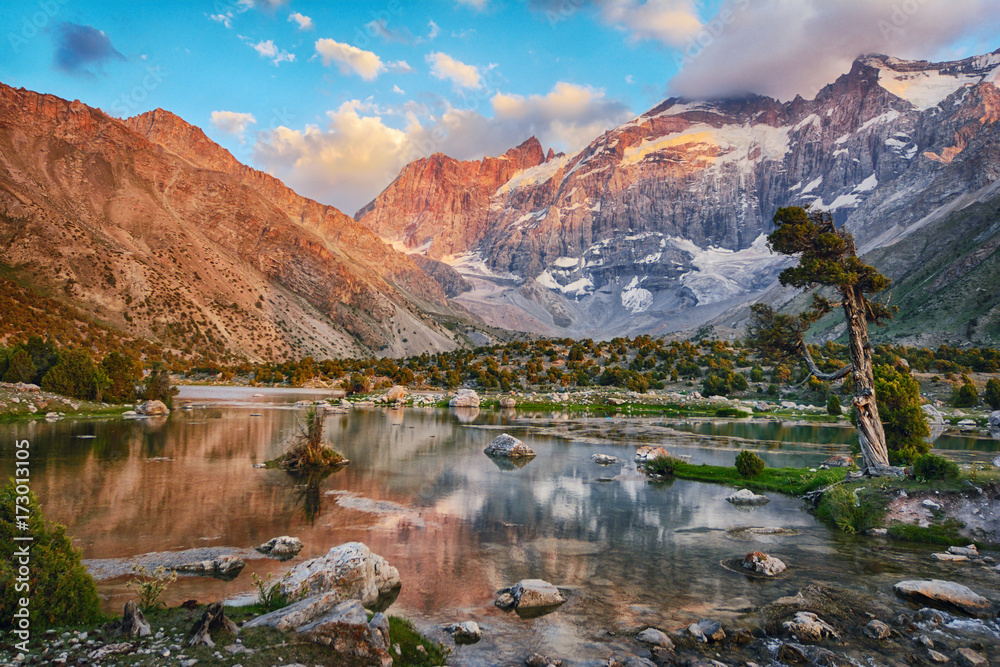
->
[
  {"left": 105, "top": 600, "right": 151, "bottom": 638},
  {"left": 187, "top": 601, "right": 240, "bottom": 647}
]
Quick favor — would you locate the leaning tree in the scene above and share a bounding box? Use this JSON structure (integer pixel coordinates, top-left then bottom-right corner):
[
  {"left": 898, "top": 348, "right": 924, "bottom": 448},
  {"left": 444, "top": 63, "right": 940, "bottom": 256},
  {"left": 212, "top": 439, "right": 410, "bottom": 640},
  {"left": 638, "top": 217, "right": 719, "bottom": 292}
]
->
[{"left": 750, "top": 207, "right": 896, "bottom": 474}]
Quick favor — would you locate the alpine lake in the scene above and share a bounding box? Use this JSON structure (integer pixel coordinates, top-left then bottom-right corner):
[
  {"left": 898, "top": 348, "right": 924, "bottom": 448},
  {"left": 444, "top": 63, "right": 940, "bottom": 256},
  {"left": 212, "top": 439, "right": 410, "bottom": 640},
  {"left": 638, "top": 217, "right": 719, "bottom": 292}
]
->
[{"left": 2, "top": 386, "right": 999, "bottom": 666}]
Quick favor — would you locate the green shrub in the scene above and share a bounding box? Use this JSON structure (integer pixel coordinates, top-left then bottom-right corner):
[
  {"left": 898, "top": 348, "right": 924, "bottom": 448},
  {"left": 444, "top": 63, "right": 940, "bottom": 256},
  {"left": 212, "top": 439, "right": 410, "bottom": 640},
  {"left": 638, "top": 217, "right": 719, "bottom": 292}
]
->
[
  {"left": 645, "top": 455, "right": 679, "bottom": 476},
  {"left": 951, "top": 374, "right": 979, "bottom": 408},
  {"left": 912, "top": 453, "right": 959, "bottom": 481},
  {"left": 126, "top": 565, "right": 177, "bottom": 611},
  {"left": 816, "top": 484, "right": 885, "bottom": 534},
  {"left": 984, "top": 378, "right": 1000, "bottom": 410},
  {"left": 874, "top": 365, "right": 930, "bottom": 464},
  {"left": 735, "top": 449, "right": 765, "bottom": 478},
  {"left": 826, "top": 394, "right": 842, "bottom": 416},
  {"left": 0, "top": 479, "right": 102, "bottom": 630},
  {"left": 41, "top": 348, "right": 108, "bottom": 401}
]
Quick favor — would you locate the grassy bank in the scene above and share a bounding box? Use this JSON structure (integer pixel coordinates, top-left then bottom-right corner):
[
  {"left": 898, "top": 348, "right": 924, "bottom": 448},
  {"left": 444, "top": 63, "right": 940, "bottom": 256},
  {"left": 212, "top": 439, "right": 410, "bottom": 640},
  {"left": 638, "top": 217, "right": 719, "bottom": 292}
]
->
[{"left": 663, "top": 460, "right": 849, "bottom": 496}]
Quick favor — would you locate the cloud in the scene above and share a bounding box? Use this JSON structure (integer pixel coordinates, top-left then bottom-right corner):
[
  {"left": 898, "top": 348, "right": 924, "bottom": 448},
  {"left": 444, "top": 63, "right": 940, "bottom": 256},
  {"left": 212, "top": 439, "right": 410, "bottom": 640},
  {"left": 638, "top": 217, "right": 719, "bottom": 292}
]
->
[
  {"left": 669, "top": 0, "right": 1000, "bottom": 101},
  {"left": 388, "top": 60, "right": 415, "bottom": 74},
  {"left": 210, "top": 13, "right": 234, "bottom": 28},
  {"left": 288, "top": 12, "right": 314, "bottom": 31},
  {"left": 393, "top": 85, "right": 406, "bottom": 95},
  {"left": 251, "top": 82, "right": 633, "bottom": 211},
  {"left": 211, "top": 110, "right": 257, "bottom": 135},
  {"left": 250, "top": 39, "right": 295, "bottom": 65},
  {"left": 599, "top": 0, "right": 702, "bottom": 46},
  {"left": 315, "top": 39, "right": 385, "bottom": 80},
  {"left": 364, "top": 18, "right": 440, "bottom": 45},
  {"left": 426, "top": 52, "right": 482, "bottom": 89},
  {"left": 456, "top": 0, "right": 490, "bottom": 9},
  {"left": 427, "top": 20, "right": 441, "bottom": 40},
  {"left": 52, "top": 22, "right": 126, "bottom": 76}
]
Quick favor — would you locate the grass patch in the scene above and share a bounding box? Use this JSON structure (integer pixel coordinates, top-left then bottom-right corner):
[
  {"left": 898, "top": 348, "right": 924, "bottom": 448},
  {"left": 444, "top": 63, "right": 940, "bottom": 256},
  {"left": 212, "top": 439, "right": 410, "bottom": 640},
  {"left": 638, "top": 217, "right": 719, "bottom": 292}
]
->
[
  {"left": 669, "top": 461, "right": 847, "bottom": 495},
  {"left": 886, "top": 518, "right": 972, "bottom": 548},
  {"left": 815, "top": 484, "right": 887, "bottom": 534}
]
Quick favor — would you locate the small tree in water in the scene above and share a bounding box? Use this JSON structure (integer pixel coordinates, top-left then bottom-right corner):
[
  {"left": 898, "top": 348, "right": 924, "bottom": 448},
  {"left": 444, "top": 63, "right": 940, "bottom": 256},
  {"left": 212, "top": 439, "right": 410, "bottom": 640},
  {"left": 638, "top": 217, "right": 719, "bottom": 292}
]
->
[{"left": 753, "top": 207, "right": 896, "bottom": 474}]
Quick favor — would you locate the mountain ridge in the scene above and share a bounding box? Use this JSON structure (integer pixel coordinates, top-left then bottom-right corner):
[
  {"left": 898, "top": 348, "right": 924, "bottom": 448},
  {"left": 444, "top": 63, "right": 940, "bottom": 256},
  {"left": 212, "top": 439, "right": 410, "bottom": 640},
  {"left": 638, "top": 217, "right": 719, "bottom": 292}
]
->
[
  {"left": 0, "top": 83, "right": 473, "bottom": 361},
  {"left": 356, "top": 48, "right": 1000, "bottom": 346}
]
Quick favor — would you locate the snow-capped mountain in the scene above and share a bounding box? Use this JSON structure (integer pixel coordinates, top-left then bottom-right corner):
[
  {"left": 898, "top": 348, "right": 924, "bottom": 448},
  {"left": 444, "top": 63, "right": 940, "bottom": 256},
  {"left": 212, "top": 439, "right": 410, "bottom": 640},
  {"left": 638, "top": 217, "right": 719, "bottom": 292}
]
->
[{"left": 357, "top": 49, "right": 1000, "bottom": 342}]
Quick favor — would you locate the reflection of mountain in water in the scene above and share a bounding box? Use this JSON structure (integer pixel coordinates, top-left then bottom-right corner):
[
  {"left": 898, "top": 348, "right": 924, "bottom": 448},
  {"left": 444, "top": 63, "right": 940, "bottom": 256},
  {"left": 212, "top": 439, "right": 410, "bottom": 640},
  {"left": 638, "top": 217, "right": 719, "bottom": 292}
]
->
[{"left": 0, "top": 399, "right": 925, "bottom": 665}]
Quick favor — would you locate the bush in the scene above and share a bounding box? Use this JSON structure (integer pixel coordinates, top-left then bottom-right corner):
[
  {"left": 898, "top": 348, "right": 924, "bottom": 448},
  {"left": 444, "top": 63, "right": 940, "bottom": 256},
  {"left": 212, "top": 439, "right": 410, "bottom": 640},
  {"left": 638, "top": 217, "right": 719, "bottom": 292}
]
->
[
  {"left": 874, "top": 365, "right": 930, "bottom": 464},
  {"left": 984, "top": 378, "right": 1000, "bottom": 410},
  {"left": 0, "top": 479, "right": 102, "bottom": 630},
  {"left": 735, "top": 450, "right": 765, "bottom": 478},
  {"left": 826, "top": 394, "right": 843, "bottom": 416},
  {"left": 951, "top": 374, "right": 979, "bottom": 408},
  {"left": 126, "top": 565, "right": 177, "bottom": 611},
  {"left": 816, "top": 484, "right": 885, "bottom": 534},
  {"left": 41, "top": 348, "right": 108, "bottom": 401},
  {"left": 912, "top": 453, "right": 959, "bottom": 481},
  {"left": 645, "top": 455, "right": 679, "bottom": 476}
]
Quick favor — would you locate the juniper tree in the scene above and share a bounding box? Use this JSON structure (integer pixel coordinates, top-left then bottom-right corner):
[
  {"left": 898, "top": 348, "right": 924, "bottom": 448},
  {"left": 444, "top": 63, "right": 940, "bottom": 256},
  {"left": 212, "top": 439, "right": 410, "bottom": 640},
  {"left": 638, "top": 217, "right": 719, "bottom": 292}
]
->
[{"left": 749, "top": 207, "right": 896, "bottom": 474}]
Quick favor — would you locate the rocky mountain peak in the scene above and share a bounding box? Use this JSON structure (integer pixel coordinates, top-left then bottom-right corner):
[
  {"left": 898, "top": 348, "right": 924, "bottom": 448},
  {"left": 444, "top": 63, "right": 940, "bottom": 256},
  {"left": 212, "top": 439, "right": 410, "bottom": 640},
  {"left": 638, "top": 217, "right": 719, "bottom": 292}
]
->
[{"left": 124, "top": 108, "right": 242, "bottom": 174}]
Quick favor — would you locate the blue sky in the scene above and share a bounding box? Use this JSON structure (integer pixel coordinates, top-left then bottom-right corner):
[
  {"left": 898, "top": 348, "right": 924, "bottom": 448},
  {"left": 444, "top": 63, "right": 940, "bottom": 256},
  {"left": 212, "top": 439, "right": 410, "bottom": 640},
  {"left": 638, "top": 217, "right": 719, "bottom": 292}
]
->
[{"left": 2, "top": 0, "right": 999, "bottom": 212}]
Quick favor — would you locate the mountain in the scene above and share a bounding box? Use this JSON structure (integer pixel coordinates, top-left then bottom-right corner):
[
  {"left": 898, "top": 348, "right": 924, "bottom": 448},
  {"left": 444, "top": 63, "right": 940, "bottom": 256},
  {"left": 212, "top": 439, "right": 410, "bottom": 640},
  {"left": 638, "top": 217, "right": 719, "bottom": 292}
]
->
[
  {"left": 357, "top": 49, "right": 1000, "bottom": 345},
  {"left": 0, "top": 84, "right": 472, "bottom": 361}
]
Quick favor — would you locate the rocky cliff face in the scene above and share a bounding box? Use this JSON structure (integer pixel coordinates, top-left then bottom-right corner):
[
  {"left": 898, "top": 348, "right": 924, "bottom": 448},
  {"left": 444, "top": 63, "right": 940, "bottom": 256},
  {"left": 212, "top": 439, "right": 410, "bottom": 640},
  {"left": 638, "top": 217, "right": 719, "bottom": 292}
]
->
[
  {"left": 0, "top": 84, "right": 465, "bottom": 360},
  {"left": 357, "top": 49, "right": 1000, "bottom": 343},
  {"left": 356, "top": 137, "right": 546, "bottom": 259}
]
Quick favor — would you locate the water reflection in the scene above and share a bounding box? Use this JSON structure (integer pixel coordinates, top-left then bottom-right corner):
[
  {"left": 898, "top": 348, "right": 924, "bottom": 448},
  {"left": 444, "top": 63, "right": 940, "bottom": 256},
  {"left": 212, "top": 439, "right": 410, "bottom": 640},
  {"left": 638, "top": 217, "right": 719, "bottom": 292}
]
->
[{"left": 1, "top": 388, "right": 997, "bottom": 665}]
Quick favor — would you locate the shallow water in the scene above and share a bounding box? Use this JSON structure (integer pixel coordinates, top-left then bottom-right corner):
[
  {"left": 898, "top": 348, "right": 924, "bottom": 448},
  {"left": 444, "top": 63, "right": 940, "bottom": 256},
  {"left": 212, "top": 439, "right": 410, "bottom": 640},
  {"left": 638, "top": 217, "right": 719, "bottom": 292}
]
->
[{"left": 2, "top": 387, "right": 998, "bottom": 665}]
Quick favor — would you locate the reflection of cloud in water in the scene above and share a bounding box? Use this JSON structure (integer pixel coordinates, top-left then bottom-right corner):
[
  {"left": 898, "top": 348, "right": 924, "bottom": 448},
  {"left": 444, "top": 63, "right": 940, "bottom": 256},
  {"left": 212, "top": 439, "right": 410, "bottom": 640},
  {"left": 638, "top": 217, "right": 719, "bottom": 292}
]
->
[{"left": 327, "top": 490, "right": 428, "bottom": 529}]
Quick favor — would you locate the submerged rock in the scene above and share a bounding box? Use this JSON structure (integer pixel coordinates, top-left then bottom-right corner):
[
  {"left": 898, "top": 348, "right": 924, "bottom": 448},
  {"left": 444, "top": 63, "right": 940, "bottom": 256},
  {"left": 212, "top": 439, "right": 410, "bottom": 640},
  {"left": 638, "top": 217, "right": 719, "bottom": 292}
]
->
[
  {"left": 495, "top": 579, "right": 566, "bottom": 615},
  {"left": 280, "top": 542, "right": 401, "bottom": 610},
  {"left": 256, "top": 536, "right": 303, "bottom": 560},
  {"left": 687, "top": 619, "right": 725, "bottom": 643},
  {"left": 485, "top": 433, "right": 536, "bottom": 459},
  {"left": 727, "top": 489, "right": 769, "bottom": 505},
  {"left": 781, "top": 611, "right": 840, "bottom": 643},
  {"left": 743, "top": 551, "right": 786, "bottom": 576},
  {"left": 893, "top": 579, "right": 996, "bottom": 618},
  {"left": 591, "top": 453, "right": 619, "bottom": 465},
  {"left": 444, "top": 621, "right": 482, "bottom": 645}
]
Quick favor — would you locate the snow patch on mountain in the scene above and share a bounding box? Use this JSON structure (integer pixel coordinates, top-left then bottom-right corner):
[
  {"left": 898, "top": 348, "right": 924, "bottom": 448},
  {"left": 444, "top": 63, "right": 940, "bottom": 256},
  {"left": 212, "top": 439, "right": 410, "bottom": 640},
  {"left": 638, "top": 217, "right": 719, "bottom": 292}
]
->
[
  {"left": 679, "top": 234, "right": 790, "bottom": 305},
  {"left": 621, "top": 277, "right": 653, "bottom": 313},
  {"left": 620, "top": 123, "right": 790, "bottom": 169}
]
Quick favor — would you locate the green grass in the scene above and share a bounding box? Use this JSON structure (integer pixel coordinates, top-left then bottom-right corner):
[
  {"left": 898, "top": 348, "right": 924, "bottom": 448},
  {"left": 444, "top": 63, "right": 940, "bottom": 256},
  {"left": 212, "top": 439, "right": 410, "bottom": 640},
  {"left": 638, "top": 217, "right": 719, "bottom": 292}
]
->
[
  {"left": 886, "top": 519, "right": 974, "bottom": 548},
  {"left": 668, "top": 461, "right": 848, "bottom": 495}
]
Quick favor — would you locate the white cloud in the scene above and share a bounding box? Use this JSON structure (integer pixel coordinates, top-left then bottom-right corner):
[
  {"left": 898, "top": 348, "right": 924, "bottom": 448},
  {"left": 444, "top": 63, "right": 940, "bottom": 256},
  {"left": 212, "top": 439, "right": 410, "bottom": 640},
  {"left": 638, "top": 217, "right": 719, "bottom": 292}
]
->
[
  {"left": 670, "top": 0, "right": 1000, "bottom": 101},
  {"left": 251, "top": 39, "right": 295, "bottom": 65},
  {"left": 210, "top": 13, "right": 233, "bottom": 29},
  {"left": 388, "top": 60, "right": 414, "bottom": 73},
  {"left": 288, "top": 12, "right": 313, "bottom": 31},
  {"left": 315, "top": 39, "right": 385, "bottom": 80},
  {"left": 393, "top": 85, "right": 405, "bottom": 95},
  {"left": 426, "top": 51, "right": 482, "bottom": 89},
  {"left": 600, "top": 0, "right": 702, "bottom": 46},
  {"left": 427, "top": 20, "right": 440, "bottom": 40},
  {"left": 211, "top": 110, "right": 257, "bottom": 135},
  {"left": 251, "top": 82, "right": 633, "bottom": 212}
]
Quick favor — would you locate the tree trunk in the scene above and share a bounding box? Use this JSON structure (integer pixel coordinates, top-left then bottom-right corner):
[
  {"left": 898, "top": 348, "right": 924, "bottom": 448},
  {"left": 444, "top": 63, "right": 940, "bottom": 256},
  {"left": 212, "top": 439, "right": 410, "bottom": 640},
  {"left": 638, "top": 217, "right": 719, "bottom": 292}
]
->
[{"left": 841, "top": 286, "right": 890, "bottom": 472}]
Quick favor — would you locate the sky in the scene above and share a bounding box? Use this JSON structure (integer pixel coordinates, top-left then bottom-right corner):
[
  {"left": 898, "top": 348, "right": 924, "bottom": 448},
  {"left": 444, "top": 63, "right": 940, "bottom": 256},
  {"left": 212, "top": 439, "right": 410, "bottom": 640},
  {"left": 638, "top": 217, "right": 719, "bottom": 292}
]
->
[{"left": 2, "top": 0, "right": 999, "bottom": 213}]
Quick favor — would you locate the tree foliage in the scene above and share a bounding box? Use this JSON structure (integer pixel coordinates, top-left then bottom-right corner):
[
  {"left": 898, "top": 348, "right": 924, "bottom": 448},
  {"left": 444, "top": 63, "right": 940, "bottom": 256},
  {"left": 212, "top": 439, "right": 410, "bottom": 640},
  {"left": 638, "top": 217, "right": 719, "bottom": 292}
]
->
[
  {"left": 872, "top": 365, "right": 930, "bottom": 464},
  {"left": 0, "top": 480, "right": 102, "bottom": 630},
  {"left": 985, "top": 378, "right": 1000, "bottom": 410}
]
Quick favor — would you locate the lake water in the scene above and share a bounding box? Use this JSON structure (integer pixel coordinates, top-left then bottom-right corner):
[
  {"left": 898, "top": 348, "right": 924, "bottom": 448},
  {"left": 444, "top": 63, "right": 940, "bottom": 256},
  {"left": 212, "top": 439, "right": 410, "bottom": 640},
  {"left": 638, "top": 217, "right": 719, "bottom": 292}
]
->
[{"left": 2, "top": 387, "right": 998, "bottom": 665}]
